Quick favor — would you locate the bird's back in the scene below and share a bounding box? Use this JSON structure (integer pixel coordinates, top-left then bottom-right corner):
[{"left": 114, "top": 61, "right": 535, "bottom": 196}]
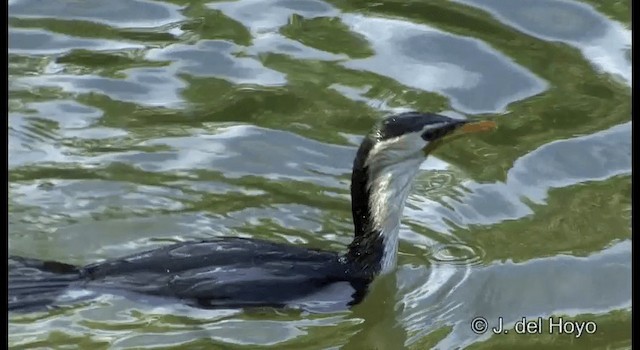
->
[{"left": 79, "top": 237, "right": 361, "bottom": 309}]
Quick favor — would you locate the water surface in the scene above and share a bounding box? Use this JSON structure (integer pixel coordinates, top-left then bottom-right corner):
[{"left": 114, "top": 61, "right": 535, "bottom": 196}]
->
[{"left": 8, "top": 0, "right": 631, "bottom": 348}]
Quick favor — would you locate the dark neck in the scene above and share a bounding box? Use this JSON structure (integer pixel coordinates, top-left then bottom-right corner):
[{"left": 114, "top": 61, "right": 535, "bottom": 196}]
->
[
  {"left": 344, "top": 136, "right": 424, "bottom": 279},
  {"left": 345, "top": 137, "right": 384, "bottom": 278}
]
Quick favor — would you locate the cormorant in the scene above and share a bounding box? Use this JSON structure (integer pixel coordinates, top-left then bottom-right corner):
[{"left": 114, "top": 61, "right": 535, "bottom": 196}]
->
[{"left": 8, "top": 112, "right": 496, "bottom": 312}]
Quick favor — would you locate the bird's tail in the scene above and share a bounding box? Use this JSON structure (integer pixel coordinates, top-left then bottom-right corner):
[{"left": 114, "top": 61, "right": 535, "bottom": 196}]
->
[{"left": 9, "top": 256, "right": 82, "bottom": 311}]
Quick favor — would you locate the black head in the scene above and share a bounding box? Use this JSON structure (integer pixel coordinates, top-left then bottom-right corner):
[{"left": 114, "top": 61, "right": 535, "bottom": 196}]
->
[
  {"left": 356, "top": 111, "right": 496, "bottom": 170},
  {"left": 375, "top": 111, "right": 468, "bottom": 142}
]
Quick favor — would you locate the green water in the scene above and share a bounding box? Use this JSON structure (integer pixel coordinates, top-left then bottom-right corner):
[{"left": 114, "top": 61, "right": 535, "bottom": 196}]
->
[{"left": 8, "top": 0, "right": 631, "bottom": 349}]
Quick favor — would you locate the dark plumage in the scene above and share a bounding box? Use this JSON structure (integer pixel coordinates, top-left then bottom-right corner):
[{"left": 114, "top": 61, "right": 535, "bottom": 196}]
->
[{"left": 9, "top": 112, "right": 494, "bottom": 312}]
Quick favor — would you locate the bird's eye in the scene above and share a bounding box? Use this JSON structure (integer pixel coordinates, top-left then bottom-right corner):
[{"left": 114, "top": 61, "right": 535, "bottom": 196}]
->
[{"left": 421, "top": 128, "right": 445, "bottom": 141}]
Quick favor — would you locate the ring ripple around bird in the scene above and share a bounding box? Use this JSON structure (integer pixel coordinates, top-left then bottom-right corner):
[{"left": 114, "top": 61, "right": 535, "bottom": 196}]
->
[{"left": 431, "top": 242, "right": 485, "bottom": 267}]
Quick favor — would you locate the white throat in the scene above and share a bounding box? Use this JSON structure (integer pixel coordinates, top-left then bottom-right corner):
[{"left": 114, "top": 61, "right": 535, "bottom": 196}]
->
[{"left": 366, "top": 156, "right": 423, "bottom": 274}]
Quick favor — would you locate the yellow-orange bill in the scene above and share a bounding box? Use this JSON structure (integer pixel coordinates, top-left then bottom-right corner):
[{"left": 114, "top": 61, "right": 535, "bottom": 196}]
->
[{"left": 459, "top": 120, "right": 497, "bottom": 134}]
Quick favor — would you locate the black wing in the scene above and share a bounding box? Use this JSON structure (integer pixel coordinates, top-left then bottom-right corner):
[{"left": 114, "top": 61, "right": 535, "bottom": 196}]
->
[{"left": 80, "top": 237, "right": 353, "bottom": 308}]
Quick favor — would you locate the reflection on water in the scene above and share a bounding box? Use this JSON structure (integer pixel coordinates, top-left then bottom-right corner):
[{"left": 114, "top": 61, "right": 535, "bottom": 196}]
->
[
  {"left": 8, "top": 0, "right": 631, "bottom": 348},
  {"left": 340, "top": 14, "right": 548, "bottom": 114},
  {"left": 148, "top": 41, "right": 289, "bottom": 86},
  {"left": 9, "top": 0, "right": 183, "bottom": 28},
  {"left": 453, "top": 0, "right": 631, "bottom": 85},
  {"left": 9, "top": 28, "right": 145, "bottom": 54}
]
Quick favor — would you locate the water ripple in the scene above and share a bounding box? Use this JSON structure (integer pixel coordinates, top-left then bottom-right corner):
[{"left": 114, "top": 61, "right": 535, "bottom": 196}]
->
[
  {"left": 147, "top": 40, "right": 288, "bottom": 86},
  {"left": 431, "top": 242, "right": 485, "bottom": 267},
  {"left": 9, "top": 28, "right": 144, "bottom": 55},
  {"left": 8, "top": 0, "right": 631, "bottom": 348},
  {"left": 454, "top": 0, "right": 631, "bottom": 84},
  {"left": 341, "top": 14, "right": 548, "bottom": 114},
  {"left": 9, "top": 0, "right": 184, "bottom": 29}
]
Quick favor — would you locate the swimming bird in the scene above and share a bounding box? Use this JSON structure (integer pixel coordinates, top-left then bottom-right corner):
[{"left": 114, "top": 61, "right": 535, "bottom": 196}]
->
[{"left": 8, "top": 112, "right": 495, "bottom": 312}]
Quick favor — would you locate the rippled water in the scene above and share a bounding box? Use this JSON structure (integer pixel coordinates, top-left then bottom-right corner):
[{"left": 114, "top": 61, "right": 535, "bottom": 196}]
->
[{"left": 8, "top": 0, "right": 631, "bottom": 349}]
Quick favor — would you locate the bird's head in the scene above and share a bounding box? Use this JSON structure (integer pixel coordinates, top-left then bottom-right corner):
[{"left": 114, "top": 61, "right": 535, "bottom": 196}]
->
[
  {"left": 362, "top": 112, "right": 496, "bottom": 171},
  {"left": 349, "top": 111, "right": 496, "bottom": 274}
]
